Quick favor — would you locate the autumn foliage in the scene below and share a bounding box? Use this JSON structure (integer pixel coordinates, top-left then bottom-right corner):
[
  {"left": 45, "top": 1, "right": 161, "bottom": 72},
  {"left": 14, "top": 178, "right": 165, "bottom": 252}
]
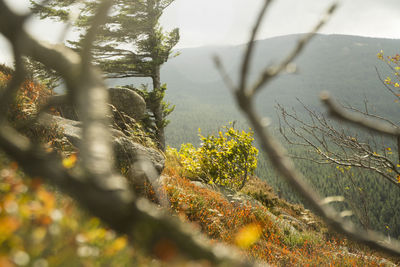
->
[
  {"left": 0, "top": 156, "right": 137, "bottom": 266},
  {"left": 0, "top": 65, "right": 52, "bottom": 122},
  {"left": 169, "top": 124, "right": 258, "bottom": 190},
  {"left": 162, "top": 160, "right": 390, "bottom": 266},
  {"left": 377, "top": 51, "right": 400, "bottom": 98}
]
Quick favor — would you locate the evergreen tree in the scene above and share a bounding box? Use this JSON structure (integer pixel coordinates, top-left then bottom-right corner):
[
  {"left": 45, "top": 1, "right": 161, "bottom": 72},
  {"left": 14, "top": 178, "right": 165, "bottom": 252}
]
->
[{"left": 30, "top": 0, "right": 179, "bottom": 149}]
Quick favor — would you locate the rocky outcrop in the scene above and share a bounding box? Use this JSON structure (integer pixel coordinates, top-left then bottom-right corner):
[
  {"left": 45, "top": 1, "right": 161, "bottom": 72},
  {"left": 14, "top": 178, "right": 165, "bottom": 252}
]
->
[
  {"left": 113, "top": 136, "right": 164, "bottom": 174},
  {"left": 39, "top": 114, "right": 164, "bottom": 186},
  {"left": 44, "top": 87, "right": 159, "bottom": 189},
  {"left": 57, "top": 87, "right": 146, "bottom": 122},
  {"left": 108, "top": 88, "right": 146, "bottom": 121}
]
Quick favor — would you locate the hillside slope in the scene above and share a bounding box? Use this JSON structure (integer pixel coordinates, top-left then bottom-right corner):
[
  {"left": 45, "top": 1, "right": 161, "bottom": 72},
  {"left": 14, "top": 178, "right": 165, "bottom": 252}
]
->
[{"left": 160, "top": 156, "right": 398, "bottom": 266}]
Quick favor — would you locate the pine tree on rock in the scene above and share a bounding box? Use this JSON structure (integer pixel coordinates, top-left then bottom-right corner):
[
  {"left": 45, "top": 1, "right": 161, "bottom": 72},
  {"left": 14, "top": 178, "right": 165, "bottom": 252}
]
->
[{"left": 30, "top": 0, "right": 179, "bottom": 150}]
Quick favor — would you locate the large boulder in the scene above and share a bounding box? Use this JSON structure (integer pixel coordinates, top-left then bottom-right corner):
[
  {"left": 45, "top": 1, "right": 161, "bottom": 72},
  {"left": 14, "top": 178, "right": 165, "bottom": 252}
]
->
[
  {"left": 108, "top": 88, "right": 146, "bottom": 121},
  {"left": 39, "top": 114, "right": 164, "bottom": 185},
  {"left": 57, "top": 88, "right": 146, "bottom": 122}
]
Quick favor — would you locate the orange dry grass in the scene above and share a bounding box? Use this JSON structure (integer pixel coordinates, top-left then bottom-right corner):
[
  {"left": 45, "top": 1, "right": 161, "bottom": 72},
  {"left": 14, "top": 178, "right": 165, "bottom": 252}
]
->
[
  {"left": 163, "top": 166, "right": 384, "bottom": 266},
  {"left": 0, "top": 66, "right": 54, "bottom": 122}
]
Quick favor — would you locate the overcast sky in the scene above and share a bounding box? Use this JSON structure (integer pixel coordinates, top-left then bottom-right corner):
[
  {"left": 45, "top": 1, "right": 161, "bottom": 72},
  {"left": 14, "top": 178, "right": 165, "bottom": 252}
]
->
[
  {"left": 1, "top": 0, "right": 400, "bottom": 64},
  {"left": 160, "top": 0, "right": 400, "bottom": 47}
]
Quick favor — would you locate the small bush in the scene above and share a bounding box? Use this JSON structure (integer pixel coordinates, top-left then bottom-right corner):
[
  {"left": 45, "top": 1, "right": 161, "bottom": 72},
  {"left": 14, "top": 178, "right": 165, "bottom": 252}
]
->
[{"left": 169, "top": 123, "right": 258, "bottom": 190}]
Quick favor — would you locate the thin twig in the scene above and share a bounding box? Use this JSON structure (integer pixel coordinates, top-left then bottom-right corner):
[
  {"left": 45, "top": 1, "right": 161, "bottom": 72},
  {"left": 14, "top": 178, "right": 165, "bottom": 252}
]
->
[
  {"left": 239, "top": 0, "right": 273, "bottom": 94},
  {"left": 250, "top": 4, "right": 338, "bottom": 95},
  {"left": 321, "top": 91, "right": 400, "bottom": 136},
  {"left": 375, "top": 66, "right": 400, "bottom": 102}
]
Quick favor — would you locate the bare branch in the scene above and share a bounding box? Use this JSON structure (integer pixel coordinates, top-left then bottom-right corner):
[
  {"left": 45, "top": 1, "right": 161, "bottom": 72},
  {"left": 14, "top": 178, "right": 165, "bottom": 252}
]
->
[
  {"left": 345, "top": 104, "right": 398, "bottom": 128},
  {"left": 375, "top": 66, "right": 400, "bottom": 102},
  {"left": 239, "top": 0, "right": 273, "bottom": 93},
  {"left": 213, "top": 56, "right": 236, "bottom": 92},
  {"left": 277, "top": 102, "right": 400, "bottom": 187},
  {"left": 250, "top": 4, "right": 338, "bottom": 95},
  {"left": 321, "top": 91, "right": 400, "bottom": 136}
]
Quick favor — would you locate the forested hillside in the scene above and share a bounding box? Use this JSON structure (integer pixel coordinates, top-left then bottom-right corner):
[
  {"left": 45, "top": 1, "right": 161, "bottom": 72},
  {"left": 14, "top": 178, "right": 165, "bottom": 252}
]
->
[
  {"left": 160, "top": 34, "right": 400, "bottom": 146},
  {"left": 150, "top": 34, "right": 400, "bottom": 238}
]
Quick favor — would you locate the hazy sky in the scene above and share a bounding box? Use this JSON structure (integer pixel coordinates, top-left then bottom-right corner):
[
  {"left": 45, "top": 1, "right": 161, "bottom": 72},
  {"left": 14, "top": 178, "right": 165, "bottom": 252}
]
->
[
  {"left": 160, "top": 0, "right": 400, "bottom": 48},
  {"left": 1, "top": 0, "right": 400, "bottom": 64}
]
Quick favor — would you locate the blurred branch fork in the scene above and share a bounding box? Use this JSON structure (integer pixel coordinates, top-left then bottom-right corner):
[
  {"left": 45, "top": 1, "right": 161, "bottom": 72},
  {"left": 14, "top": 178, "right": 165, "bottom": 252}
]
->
[
  {"left": 214, "top": 0, "right": 400, "bottom": 257},
  {"left": 0, "top": 0, "right": 255, "bottom": 266}
]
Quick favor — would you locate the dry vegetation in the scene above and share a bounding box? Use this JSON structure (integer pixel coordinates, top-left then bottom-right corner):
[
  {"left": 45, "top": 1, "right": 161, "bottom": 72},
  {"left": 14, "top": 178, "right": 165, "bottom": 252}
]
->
[{"left": 161, "top": 156, "right": 397, "bottom": 266}]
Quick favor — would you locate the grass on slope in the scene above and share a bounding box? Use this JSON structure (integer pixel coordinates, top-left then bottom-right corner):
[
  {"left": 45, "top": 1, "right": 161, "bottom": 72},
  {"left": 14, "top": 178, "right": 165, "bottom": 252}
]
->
[{"left": 161, "top": 156, "right": 394, "bottom": 266}]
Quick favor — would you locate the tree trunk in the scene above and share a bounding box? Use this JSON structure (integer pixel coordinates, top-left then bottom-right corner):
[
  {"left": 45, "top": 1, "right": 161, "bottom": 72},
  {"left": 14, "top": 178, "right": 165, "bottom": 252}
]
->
[
  {"left": 397, "top": 135, "right": 400, "bottom": 164},
  {"left": 238, "top": 152, "right": 249, "bottom": 190},
  {"left": 151, "top": 65, "right": 166, "bottom": 151}
]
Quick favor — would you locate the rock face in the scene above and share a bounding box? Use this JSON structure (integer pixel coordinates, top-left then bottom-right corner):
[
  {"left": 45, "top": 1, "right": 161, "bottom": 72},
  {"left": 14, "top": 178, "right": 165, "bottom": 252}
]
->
[
  {"left": 47, "top": 88, "right": 157, "bottom": 189},
  {"left": 58, "top": 88, "right": 146, "bottom": 122},
  {"left": 49, "top": 115, "right": 83, "bottom": 145},
  {"left": 108, "top": 88, "right": 146, "bottom": 121},
  {"left": 39, "top": 114, "right": 164, "bottom": 185},
  {"left": 113, "top": 136, "right": 164, "bottom": 174}
]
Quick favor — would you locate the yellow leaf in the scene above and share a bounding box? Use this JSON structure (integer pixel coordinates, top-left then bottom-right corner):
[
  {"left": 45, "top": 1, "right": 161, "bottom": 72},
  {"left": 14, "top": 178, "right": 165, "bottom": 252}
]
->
[
  {"left": 86, "top": 228, "right": 107, "bottom": 241},
  {"left": 31, "top": 227, "right": 47, "bottom": 243},
  {"left": 106, "top": 236, "right": 128, "bottom": 255},
  {"left": 62, "top": 154, "right": 77, "bottom": 169},
  {"left": 0, "top": 217, "right": 20, "bottom": 241},
  {"left": 235, "top": 224, "right": 262, "bottom": 249},
  {"left": 37, "top": 188, "right": 55, "bottom": 212}
]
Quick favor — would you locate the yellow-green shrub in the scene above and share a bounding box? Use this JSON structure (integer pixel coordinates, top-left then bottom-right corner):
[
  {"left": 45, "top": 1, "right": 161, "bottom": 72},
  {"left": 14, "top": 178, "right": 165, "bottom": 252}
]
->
[{"left": 171, "top": 124, "right": 258, "bottom": 190}]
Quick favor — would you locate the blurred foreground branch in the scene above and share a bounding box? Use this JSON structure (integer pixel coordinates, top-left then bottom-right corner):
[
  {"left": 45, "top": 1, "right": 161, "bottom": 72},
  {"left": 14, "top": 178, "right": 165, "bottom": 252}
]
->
[
  {"left": 321, "top": 92, "right": 400, "bottom": 136},
  {"left": 0, "top": 0, "right": 256, "bottom": 265}
]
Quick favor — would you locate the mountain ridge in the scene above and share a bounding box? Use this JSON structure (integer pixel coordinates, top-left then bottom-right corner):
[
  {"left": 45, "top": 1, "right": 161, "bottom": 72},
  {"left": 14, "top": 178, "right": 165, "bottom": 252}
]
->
[{"left": 157, "top": 34, "right": 400, "bottom": 146}]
